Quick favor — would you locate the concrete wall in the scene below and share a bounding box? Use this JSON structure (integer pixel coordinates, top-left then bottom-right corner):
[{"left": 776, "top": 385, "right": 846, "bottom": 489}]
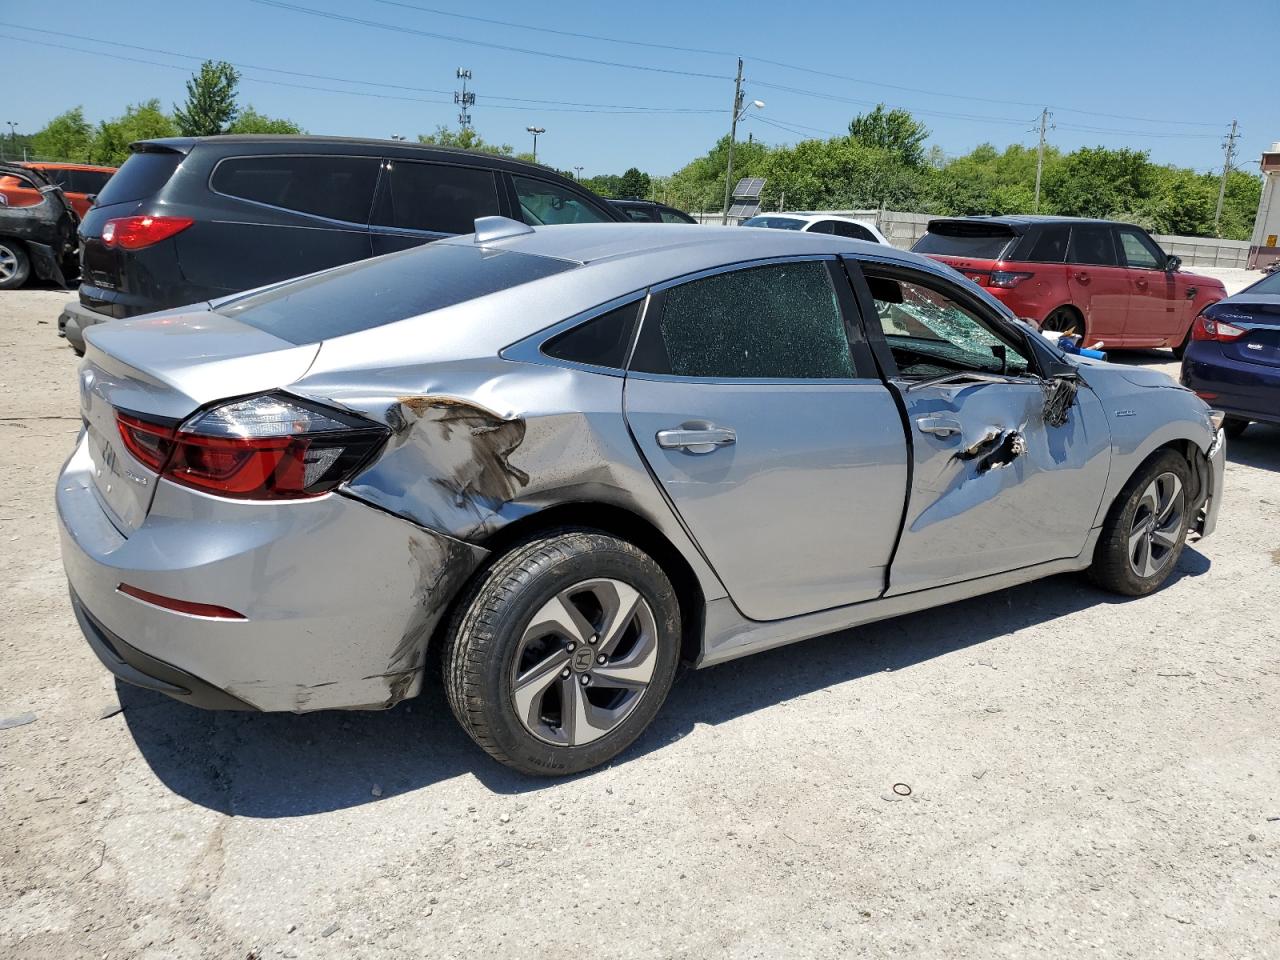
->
[{"left": 693, "top": 209, "right": 1251, "bottom": 268}]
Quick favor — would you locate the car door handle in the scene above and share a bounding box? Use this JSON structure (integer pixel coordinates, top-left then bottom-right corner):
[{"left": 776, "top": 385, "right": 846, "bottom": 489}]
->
[
  {"left": 1073, "top": 271, "right": 1091, "bottom": 284},
  {"left": 656, "top": 424, "right": 737, "bottom": 453},
  {"left": 1135, "top": 277, "right": 1149, "bottom": 289},
  {"left": 915, "top": 417, "right": 963, "bottom": 438}
]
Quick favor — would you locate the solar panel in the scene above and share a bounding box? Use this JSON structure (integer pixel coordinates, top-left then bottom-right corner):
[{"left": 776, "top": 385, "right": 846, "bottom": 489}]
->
[
  {"left": 732, "top": 177, "right": 765, "bottom": 199},
  {"left": 727, "top": 201, "right": 761, "bottom": 219}
]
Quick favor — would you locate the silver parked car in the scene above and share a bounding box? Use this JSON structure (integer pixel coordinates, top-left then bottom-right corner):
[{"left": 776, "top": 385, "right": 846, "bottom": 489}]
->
[{"left": 58, "top": 219, "right": 1225, "bottom": 776}]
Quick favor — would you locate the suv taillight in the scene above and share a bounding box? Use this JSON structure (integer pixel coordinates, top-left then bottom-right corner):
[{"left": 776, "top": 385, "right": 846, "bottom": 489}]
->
[
  {"left": 101, "top": 215, "right": 194, "bottom": 250},
  {"left": 988, "top": 270, "right": 1034, "bottom": 288},
  {"left": 1190, "top": 313, "right": 1247, "bottom": 343},
  {"left": 116, "top": 395, "right": 389, "bottom": 500}
]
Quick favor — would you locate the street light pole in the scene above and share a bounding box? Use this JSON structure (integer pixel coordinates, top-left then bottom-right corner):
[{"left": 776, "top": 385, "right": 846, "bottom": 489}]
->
[
  {"left": 573, "top": 165, "right": 584, "bottom": 181},
  {"left": 526, "top": 126, "right": 545, "bottom": 164},
  {"left": 4, "top": 122, "right": 16, "bottom": 162}
]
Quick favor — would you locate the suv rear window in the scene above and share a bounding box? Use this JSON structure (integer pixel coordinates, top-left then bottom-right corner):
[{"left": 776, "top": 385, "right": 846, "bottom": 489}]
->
[
  {"left": 211, "top": 155, "right": 380, "bottom": 223},
  {"left": 913, "top": 222, "right": 1015, "bottom": 260},
  {"left": 95, "top": 151, "right": 182, "bottom": 206},
  {"left": 216, "top": 242, "right": 576, "bottom": 343}
]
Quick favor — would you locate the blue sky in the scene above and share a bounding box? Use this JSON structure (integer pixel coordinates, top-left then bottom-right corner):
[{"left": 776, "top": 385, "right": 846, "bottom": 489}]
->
[{"left": 3, "top": 0, "right": 1272, "bottom": 178}]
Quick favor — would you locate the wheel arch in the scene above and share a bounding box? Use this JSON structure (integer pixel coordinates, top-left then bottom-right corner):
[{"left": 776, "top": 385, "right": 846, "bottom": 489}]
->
[
  {"left": 430, "top": 501, "right": 708, "bottom": 666},
  {"left": 1095, "top": 437, "right": 1208, "bottom": 531}
]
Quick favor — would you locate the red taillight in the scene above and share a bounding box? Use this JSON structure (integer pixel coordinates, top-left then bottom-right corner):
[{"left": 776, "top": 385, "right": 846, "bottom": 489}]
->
[
  {"left": 988, "top": 270, "right": 1034, "bottom": 289},
  {"left": 114, "top": 395, "right": 388, "bottom": 500},
  {"left": 1190, "top": 313, "right": 1247, "bottom": 342},
  {"left": 117, "top": 583, "right": 246, "bottom": 620},
  {"left": 100, "top": 215, "right": 194, "bottom": 250}
]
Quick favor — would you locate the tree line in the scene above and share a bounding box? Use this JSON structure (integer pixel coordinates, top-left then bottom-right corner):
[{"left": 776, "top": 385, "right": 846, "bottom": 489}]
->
[{"left": 8, "top": 65, "right": 1260, "bottom": 241}]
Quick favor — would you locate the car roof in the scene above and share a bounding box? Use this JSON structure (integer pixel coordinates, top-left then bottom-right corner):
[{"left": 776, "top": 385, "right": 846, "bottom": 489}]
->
[
  {"left": 21, "top": 161, "right": 117, "bottom": 173},
  {"left": 130, "top": 135, "right": 589, "bottom": 182},
  {"left": 927, "top": 214, "right": 1127, "bottom": 233}
]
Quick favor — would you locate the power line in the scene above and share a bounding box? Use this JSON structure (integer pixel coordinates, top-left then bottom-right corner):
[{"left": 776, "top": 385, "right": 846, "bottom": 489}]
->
[
  {"left": 4, "top": 24, "right": 722, "bottom": 114},
  {"left": 349, "top": 0, "right": 1222, "bottom": 129},
  {"left": 0, "top": 30, "right": 721, "bottom": 117},
  {"left": 248, "top": 0, "right": 734, "bottom": 81}
]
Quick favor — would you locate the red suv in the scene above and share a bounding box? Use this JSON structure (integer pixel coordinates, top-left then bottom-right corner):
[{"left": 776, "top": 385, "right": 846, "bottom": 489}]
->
[{"left": 913, "top": 216, "right": 1226, "bottom": 356}]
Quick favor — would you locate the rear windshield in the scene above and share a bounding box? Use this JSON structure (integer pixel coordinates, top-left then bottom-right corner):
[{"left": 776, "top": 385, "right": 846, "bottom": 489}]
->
[
  {"left": 1246, "top": 271, "right": 1280, "bottom": 296},
  {"left": 95, "top": 150, "right": 182, "bottom": 206},
  {"left": 913, "top": 223, "right": 1015, "bottom": 260},
  {"left": 742, "top": 216, "right": 805, "bottom": 230},
  {"left": 216, "top": 242, "right": 576, "bottom": 343}
]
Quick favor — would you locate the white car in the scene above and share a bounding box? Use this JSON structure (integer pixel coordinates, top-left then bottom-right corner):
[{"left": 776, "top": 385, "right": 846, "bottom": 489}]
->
[{"left": 741, "top": 212, "right": 890, "bottom": 244}]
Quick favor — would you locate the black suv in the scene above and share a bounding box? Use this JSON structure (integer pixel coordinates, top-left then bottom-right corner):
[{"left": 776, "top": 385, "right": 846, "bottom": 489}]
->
[
  {"left": 59, "top": 136, "right": 625, "bottom": 352},
  {"left": 609, "top": 198, "right": 697, "bottom": 224}
]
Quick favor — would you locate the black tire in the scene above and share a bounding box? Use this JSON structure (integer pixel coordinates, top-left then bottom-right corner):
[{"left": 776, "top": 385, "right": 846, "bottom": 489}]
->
[
  {"left": 1223, "top": 417, "right": 1249, "bottom": 440},
  {"left": 0, "top": 240, "right": 31, "bottom": 290},
  {"left": 1042, "top": 306, "right": 1084, "bottom": 339},
  {"left": 444, "top": 530, "right": 681, "bottom": 776},
  {"left": 1089, "top": 450, "right": 1192, "bottom": 596}
]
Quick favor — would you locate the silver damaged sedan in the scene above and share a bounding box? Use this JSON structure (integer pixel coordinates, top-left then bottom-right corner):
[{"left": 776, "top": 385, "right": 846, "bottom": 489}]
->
[{"left": 58, "top": 218, "right": 1226, "bottom": 775}]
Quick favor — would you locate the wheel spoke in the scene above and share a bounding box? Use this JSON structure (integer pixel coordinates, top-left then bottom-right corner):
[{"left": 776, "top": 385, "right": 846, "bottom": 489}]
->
[
  {"left": 562, "top": 675, "right": 611, "bottom": 746},
  {"left": 1151, "top": 526, "right": 1180, "bottom": 550},
  {"left": 522, "top": 593, "right": 593, "bottom": 648},
  {"left": 1132, "top": 533, "right": 1152, "bottom": 578},
  {"left": 512, "top": 648, "right": 570, "bottom": 731},
  {"left": 596, "top": 581, "right": 643, "bottom": 656},
  {"left": 1157, "top": 475, "right": 1183, "bottom": 523},
  {"left": 1127, "top": 524, "right": 1148, "bottom": 557},
  {"left": 594, "top": 631, "right": 657, "bottom": 689}
]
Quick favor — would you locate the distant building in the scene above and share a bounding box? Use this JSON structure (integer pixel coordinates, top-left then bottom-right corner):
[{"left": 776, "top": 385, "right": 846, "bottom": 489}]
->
[{"left": 1249, "top": 141, "right": 1280, "bottom": 270}]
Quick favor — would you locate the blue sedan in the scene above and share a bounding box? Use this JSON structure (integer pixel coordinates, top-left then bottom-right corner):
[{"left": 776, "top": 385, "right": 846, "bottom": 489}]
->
[{"left": 1182, "top": 271, "right": 1280, "bottom": 438}]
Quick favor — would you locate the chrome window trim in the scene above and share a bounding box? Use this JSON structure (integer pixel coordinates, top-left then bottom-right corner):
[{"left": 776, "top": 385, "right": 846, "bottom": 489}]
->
[{"left": 648, "top": 253, "right": 838, "bottom": 294}]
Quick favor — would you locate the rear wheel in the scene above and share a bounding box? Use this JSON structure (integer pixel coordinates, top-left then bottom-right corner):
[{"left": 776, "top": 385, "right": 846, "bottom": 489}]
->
[
  {"left": 0, "top": 240, "right": 30, "bottom": 290},
  {"left": 444, "top": 530, "right": 681, "bottom": 776},
  {"left": 1089, "top": 451, "right": 1191, "bottom": 596},
  {"left": 1042, "top": 306, "right": 1084, "bottom": 339},
  {"left": 1223, "top": 417, "right": 1249, "bottom": 440}
]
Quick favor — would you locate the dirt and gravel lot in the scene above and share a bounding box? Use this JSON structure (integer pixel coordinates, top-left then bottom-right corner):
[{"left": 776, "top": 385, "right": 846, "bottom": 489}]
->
[{"left": 1, "top": 279, "right": 1277, "bottom": 960}]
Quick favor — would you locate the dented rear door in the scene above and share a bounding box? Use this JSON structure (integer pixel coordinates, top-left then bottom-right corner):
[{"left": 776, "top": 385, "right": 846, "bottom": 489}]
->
[{"left": 846, "top": 257, "right": 1112, "bottom": 595}]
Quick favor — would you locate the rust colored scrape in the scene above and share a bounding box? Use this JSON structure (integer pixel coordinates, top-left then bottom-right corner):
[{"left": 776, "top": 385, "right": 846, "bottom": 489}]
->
[{"left": 396, "top": 396, "right": 530, "bottom": 507}]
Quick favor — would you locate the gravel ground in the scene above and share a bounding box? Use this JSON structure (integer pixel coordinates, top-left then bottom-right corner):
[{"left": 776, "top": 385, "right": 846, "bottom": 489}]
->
[{"left": 1, "top": 278, "right": 1277, "bottom": 960}]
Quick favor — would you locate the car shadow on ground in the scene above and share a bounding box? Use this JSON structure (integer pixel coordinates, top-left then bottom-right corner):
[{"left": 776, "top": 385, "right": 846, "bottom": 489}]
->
[
  {"left": 1225, "top": 422, "right": 1280, "bottom": 470},
  {"left": 120, "top": 546, "right": 1212, "bottom": 817}
]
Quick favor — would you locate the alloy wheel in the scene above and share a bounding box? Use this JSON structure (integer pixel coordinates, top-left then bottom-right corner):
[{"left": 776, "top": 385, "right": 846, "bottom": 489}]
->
[
  {"left": 1127, "top": 471, "right": 1184, "bottom": 578},
  {"left": 511, "top": 578, "right": 658, "bottom": 747},
  {"left": 1042, "top": 309, "right": 1082, "bottom": 338},
  {"left": 0, "top": 245, "right": 16, "bottom": 283}
]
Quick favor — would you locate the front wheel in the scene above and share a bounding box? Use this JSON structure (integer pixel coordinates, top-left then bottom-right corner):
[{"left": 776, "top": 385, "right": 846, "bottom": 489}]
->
[
  {"left": 0, "top": 240, "right": 31, "bottom": 290},
  {"left": 1042, "top": 307, "right": 1084, "bottom": 339},
  {"left": 1089, "top": 451, "right": 1191, "bottom": 596},
  {"left": 444, "top": 530, "right": 681, "bottom": 776}
]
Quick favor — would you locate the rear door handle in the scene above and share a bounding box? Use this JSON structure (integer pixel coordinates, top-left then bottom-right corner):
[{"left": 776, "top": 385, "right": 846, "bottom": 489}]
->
[
  {"left": 915, "top": 417, "right": 963, "bottom": 438},
  {"left": 1073, "top": 271, "right": 1091, "bottom": 284},
  {"left": 656, "top": 423, "right": 737, "bottom": 454},
  {"left": 1135, "top": 277, "right": 1149, "bottom": 289}
]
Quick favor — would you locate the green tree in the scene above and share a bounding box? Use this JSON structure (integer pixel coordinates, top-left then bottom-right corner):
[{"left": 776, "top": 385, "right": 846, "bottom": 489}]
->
[
  {"left": 227, "top": 107, "right": 305, "bottom": 135},
  {"left": 417, "top": 125, "right": 514, "bottom": 156},
  {"left": 616, "top": 167, "right": 651, "bottom": 199},
  {"left": 91, "top": 100, "right": 178, "bottom": 165},
  {"left": 173, "top": 61, "right": 241, "bottom": 136},
  {"left": 848, "top": 104, "right": 930, "bottom": 168},
  {"left": 1042, "top": 146, "right": 1155, "bottom": 219},
  {"left": 760, "top": 136, "right": 930, "bottom": 211},
  {"left": 666, "top": 134, "right": 771, "bottom": 214},
  {"left": 31, "top": 108, "right": 94, "bottom": 162}
]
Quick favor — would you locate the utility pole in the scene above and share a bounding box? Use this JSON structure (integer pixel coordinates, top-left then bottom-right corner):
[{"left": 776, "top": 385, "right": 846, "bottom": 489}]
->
[
  {"left": 455, "top": 69, "right": 474, "bottom": 129},
  {"left": 721, "top": 58, "right": 744, "bottom": 225},
  {"left": 1213, "top": 119, "right": 1240, "bottom": 236},
  {"left": 1033, "top": 108, "right": 1053, "bottom": 214},
  {"left": 526, "top": 126, "right": 545, "bottom": 164}
]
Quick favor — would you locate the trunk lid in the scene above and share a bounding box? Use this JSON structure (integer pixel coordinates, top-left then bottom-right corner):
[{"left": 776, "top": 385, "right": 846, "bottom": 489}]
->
[
  {"left": 1218, "top": 296, "right": 1280, "bottom": 369},
  {"left": 79, "top": 309, "right": 319, "bottom": 533}
]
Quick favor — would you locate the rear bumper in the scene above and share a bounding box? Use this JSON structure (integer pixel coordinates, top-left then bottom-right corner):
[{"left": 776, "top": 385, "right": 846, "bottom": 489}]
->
[
  {"left": 1181, "top": 349, "right": 1280, "bottom": 425},
  {"left": 57, "top": 434, "right": 488, "bottom": 712},
  {"left": 58, "top": 298, "right": 107, "bottom": 351},
  {"left": 1194, "top": 427, "right": 1225, "bottom": 540}
]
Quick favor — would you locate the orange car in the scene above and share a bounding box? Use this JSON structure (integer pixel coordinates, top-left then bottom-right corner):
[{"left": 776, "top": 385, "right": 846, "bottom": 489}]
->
[{"left": 0, "top": 162, "right": 116, "bottom": 218}]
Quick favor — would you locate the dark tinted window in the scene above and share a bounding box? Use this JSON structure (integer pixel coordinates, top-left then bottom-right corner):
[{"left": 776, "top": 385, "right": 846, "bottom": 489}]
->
[
  {"left": 829, "top": 220, "right": 877, "bottom": 242},
  {"left": 1116, "top": 226, "right": 1164, "bottom": 270},
  {"left": 217, "top": 243, "right": 575, "bottom": 344},
  {"left": 637, "top": 261, "right": 854, "bottom": 379},
  {"left": 543, "top": 301, "right": 641, "bottom": 369},
  {"left": 741, "top": 216, "right": 805, "bottom": 230},
  {"left": 1247, "top": 270, "right": 1280, "bottom": 295},
  {"left": 1066, "top": 225, "right": 1118, "bottom": 266},
  {"left": 807, "top": 220, "right": 835, "bottom": 234},
  {"left": 378, "top": 161, "right": 500, "bottom": 234},
  {"left": 1022, "top": 225, "right": 1070, "bottom": 262},
  {"left": 658, "top": 207, "right": 696, "bottom": 224},
  {"left": 513, "top": 176, "right": 614, "bottom": 224},
  {"left": 211, "top": 155, "right": 380, "bottom": 223},
  {"left": 620, "top": 206, "right": 654, "bottom": 222},
  {"left": 63, "top": 170, "right": 113, "bottom": 194},
  {"left": 95, "top": 151, "right": 182, "bottom": 206},
  {"left": 913, "top": 224, "right": 1014, "bottom": 259}
]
